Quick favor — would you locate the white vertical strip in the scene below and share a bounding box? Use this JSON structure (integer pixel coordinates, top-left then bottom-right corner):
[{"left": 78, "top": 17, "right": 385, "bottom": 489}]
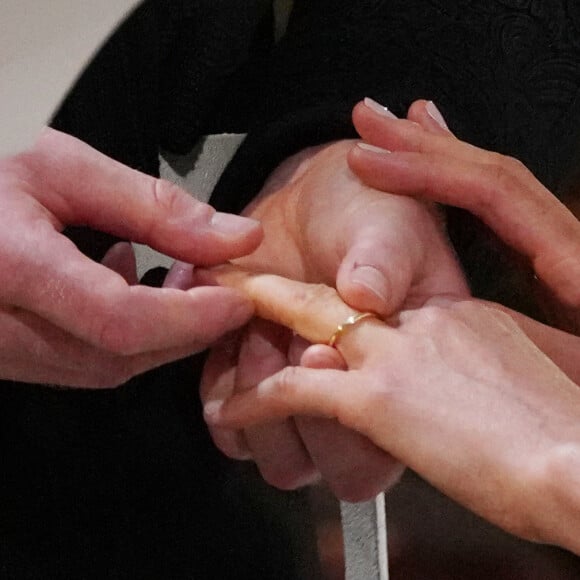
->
[{"left": 341, "top": 494, "right": 389, "bottom": 580}]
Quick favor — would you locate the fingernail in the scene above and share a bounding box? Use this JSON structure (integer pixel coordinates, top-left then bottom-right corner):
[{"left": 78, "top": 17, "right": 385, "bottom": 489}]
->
[
  {"left": 203, "top": 400, "right": 223, "bottom": 422},
  {"left": 351, "top": 265, "right": 389, "bottom": 304},
  {"left": 210, "top": 212, "right": 260, "bottom": 235},
  {"left": 357, "top": 142, "right": 391, "bottom": 155},
  {"left": 426, "top": 101, "right": 449, "bottom": 130},
  {"left": 363, "top": 97, "right": 398, "bottom": 119},
  {"left": 163, "top": 261, "right": 193, "bottom": 289}
]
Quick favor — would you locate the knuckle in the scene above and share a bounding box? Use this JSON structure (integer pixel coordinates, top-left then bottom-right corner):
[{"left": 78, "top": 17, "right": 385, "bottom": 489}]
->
[
  {"left": 416, "top": 303, "right": 453, "bottom": 329},
  {"left": 259, "top": 463, "right": 319, "bottom": 491},
  {"left": 485, "top": 153, "right": 521, "bottom": 194},
  {"left": 328, "top": 460, "right": 405, "bottom": 502},
  {"left": 501, "top": 153, "right": 527, "bottom": 175},
  {"left": 275, "top": 366, "right": 302, "bottom": 398},
  {"left": 541, "top": 257, "right": 580, "bottom": 309},
  {"left": 93, "top": 311, "right": 140, "bottom": 356},
  {"left": 333, "top": 480, "right": 389, "bottom": 503},
  {"left": 151, "top": 178, "right": 184, "bottom": 215},
  {"left": 210, "top": 430, "right": 250, "bottom": 460},
  {"left": 151, "top": 178, "right": 213, "bottom": 223}
]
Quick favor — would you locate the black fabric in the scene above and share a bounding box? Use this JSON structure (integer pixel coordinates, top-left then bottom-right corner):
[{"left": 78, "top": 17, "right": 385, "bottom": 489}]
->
[
  {"left": 3, "top": 1, "right": 580, "bottom": 578},
  {"left": 211, "top": 0, "right": 580, "bottom": 316},
  {"left": 2, "top": 3, "right": 319, "bottom": 580}
]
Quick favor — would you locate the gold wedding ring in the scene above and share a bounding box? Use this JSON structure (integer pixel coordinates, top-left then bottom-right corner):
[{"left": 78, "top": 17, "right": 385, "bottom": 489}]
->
[{"left": 327, "top": 312, "right": 378, "bottom": 348}]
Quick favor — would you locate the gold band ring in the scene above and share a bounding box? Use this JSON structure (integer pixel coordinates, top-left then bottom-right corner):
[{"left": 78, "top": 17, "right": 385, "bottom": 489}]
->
[{"left": 327, "top": 312, "right": 378, "bottom": 348}]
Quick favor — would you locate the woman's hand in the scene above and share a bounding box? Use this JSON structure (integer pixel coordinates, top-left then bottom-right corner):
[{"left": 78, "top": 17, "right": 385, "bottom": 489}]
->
[
  {"left": 0, "top": 128, "right": 262, "bottom": 387},
  {"left": 200, "top": 265, "right": 580, "bottom": 555}
]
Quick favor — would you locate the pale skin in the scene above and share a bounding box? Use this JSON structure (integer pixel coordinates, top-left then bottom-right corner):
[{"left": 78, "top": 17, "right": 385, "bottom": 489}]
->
[
  {"left": 348, "top": 98, "right": 580, "bottom": 378},
  {"left": 0, "top": 128, "right": 263, "bottom": 387},
  {"left": 201, "top": 264, "right": 580, "bottom": 554},
  {"left": 190, "top": 136, "right": 470, "bottom": 500},
  {"left": 200, "top": 102, "right": 580, "bottom": 554}
]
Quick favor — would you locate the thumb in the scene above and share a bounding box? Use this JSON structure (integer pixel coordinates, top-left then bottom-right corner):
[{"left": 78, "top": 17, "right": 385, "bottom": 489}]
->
[
  {"left": 28, "top": 128, "right": 263, "bottom": 265},
  {"left": 336, "top": 237, "right": 413, "bottom": 317}
]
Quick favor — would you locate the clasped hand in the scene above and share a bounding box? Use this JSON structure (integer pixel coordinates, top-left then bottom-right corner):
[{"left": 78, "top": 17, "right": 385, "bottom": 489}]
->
[
  {"left": 201, "top": 100, "right": 580, "bottom": 554},
  {"left": 198, "top": 125, "right": 469, "bottom": 501}
]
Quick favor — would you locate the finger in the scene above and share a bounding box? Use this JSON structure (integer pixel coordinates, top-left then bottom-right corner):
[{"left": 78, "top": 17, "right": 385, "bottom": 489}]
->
[
  {"left": 194, "top": 265, "right": 388, "bottom": 367},
  {"left": 100, "top": 242, "right": 138, "bottom": 285},
  {"left": 300, "top": 344, "right": 346, "bottom": 370},
  {"left": 3, "top": 224, "right": 257, "bottom": 353},
  {"left": 204, "top": 365, "right": 365, "bottom": 432},
  {"left": 351, "top": 100, "right": 484, "bottom": 164},
  {"left": 362, "top": 97, "right": 450, "bottom": 137},
  {"left": 0, "top": 306, "right": 214, "bottom": 388},
  {"left": 163, "top": 261, "right": 194, "bottom": 289},
  {"left": 348, "top": 146, "right": 580, "bottom": 307},
  {"left": 236, "top": 318, "right": 318, "bottom": 490},
  {"left": 407, "top": 99, "right": 452, "bottom": 135},
  {"left": 27, "top": 128, "right": 263, "bottom": 265},
  {"left": 296, "top": 344, "right": 403, "bottom": 501},
  {"left": 201, "top": 335, "right": 252, "bottom": 460},
  {"left": 333, "top": 201, "right": 468, "bottom": 316},
  {"left": 297, "top": 415, "right": 405, "bottom": 501},
  {"left": 335, "top": 234, "right": 415, "bottom": 317}
]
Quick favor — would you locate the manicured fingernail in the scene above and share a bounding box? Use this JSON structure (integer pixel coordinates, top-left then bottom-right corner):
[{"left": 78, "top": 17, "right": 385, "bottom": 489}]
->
[
  {"left": 351, "top": 265, "right": 389, "bottom": 304},
  {"left": 357, "top": 142, "right": 391, "bottom": 155},
  {"left": 364, "top": 97, "right": 398, "bottom": 119},
  {"left": 426, "top": 101, "right": 449, "bottom": 130},
  {"left": 210, "top": 212, "right": 260, "bottom": 235}
]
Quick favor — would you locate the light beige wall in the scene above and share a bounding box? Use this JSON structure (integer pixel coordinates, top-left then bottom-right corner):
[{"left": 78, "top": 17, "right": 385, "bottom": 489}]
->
[{"left": 0, "top": 0, "right": 140, "bottom": 156}]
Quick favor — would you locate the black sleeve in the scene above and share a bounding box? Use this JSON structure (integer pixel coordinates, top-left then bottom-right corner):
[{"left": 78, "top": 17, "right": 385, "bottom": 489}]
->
[
  {"left": 210, "top": 0, "right": 580, "bottom": 317},
  {"left": 51, "top": 0, "right": 272, "bottom": 260}
]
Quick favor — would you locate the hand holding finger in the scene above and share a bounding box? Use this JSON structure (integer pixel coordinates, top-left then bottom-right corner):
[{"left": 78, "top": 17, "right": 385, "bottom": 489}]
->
[
  {"left": 212, "top": 138, "right": 468, "bottom": 498},
  {"left": 198, "top": 265, "right": 405, "bottom": 497},
  {"left": 0, "top": 129, "right": 263, "bottom": 387},
  {"left": 203, "top": 276, "right": 580, "bottom": 551},
  {"left": 349, "top": 100, "right": 580, "bottom": 307},
  {"left": 195, "top": 264, "right": 384, "bottom": 367}
]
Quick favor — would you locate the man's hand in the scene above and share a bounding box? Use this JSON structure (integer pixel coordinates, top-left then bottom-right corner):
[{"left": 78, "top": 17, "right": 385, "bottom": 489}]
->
[
  {"left": 0, "top": 128, "right": 262, "bottom": 387},
  {"left": 200, "top": 139, "right": 469, "bottom": 501}
]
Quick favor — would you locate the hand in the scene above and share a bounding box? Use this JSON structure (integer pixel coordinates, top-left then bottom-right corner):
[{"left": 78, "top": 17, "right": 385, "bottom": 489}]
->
[
  {"left": 0, "top": 128, "right": 262, "bottom": 387},
  {"left": 201, "top": 266, "right": 580, "bottom": 555},
  {"left": 200, "top": 139, "right": 469, "bottom": 500},
  {"left": 348, "top": 98, "right": 580, "bottom": 334}
]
